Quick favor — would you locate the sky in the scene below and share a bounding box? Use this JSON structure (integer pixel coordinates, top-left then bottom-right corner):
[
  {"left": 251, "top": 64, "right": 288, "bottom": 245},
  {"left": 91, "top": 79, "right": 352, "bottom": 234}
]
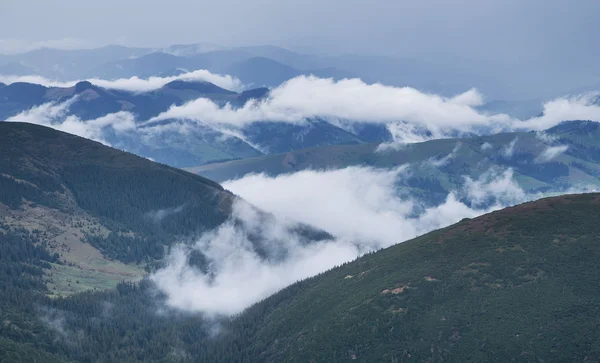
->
[
  {"left": 1, "top": 0, "right": 599, "bottom": 63},
  {"left": 2, "top": 0, "right": 600, "bottom": 98}
]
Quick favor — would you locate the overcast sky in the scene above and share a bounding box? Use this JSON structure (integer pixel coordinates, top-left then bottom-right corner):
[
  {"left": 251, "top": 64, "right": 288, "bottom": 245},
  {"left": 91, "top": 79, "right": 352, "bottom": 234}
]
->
[
  {"left": 1, "top": 0, "right": 599, "bottom": 96},
  {"left": 1, "top": 0, "right": 598, "bottom": 57}
]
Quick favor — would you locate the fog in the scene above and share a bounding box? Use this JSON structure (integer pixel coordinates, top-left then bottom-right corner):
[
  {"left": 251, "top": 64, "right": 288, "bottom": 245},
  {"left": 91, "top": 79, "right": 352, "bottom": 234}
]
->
[{"left": 151, "top": 166, "right": 596, "bottom": 315}]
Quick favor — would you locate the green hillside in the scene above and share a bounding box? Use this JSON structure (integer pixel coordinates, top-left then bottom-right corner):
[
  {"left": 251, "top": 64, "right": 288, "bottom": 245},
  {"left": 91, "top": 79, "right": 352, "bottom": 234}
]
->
[
  {"left": 3, "top": 192, "right": 600, "bottom": 362},
  {"left": 229, "top": 193, "right": 600, "bottom": 362},
  {"left": 0, "top": 122, "right": 235, "bottom": 294},
  {"left": 3, "top": 122, "right": 600, "bottom": 362}
]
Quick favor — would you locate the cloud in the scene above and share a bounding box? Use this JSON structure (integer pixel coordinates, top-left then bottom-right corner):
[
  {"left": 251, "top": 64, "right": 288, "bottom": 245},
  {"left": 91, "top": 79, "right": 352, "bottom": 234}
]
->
[
  {"left": 7, "top": 98, "right": 136, "bottom": 145},
  {"left": 463, "top": 168, "right": 526, "bottom": 208},
  {"left": 152, "top": 199, "right": 360, "bottom": 316},
  {"left": 146, "top": 204, "right": 187, "bottom": 222},
  {"left": 146, "top": 76, "right": 600, "bottom": 145},
  {"left": 501, "top": 137, "right": 519, "bottom": 158},
  {"left": 481, "top": 141, "right": 493, "bottom": 151},
  {"left": 152, "top": 165, "right": 596, "bottom": 316},
  {"left": 0, "top": 69, "right": 243, "bottom": 93},
  {"left": 535, "top": 145, "right": 569, "bottom": 163},
  {"left": 148, "top": 76, "right": 512, "bottom": 131},
  {"left": 517, "top": 93, "right": 600, "bottom": 130},
  {"left": 4, "top": 74, "right": 600, "bottom": 149},
  {"left": 426, "top": 142, "right": 462, "bottom": 167}
]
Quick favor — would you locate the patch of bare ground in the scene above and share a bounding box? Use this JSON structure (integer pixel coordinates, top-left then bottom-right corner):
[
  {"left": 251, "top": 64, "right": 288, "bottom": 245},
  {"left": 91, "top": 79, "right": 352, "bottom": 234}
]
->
[
  {"left": 0, "top": 201, "right": 145, "bottom": 295},
  {"left": 381, "top": 284, "right": 410, "bottom": 295}
]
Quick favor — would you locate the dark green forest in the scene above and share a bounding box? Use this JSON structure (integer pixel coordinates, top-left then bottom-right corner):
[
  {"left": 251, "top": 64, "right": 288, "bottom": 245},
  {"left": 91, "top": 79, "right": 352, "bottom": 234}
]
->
[
  {"left": 4, "top": 191, "right": 600, "bottom": 362},
  {"left": 0, "top": 122, "right": 233, "bottom": 263},
  {"left": 3, "top": 123, "right": 600, "bottom": 362}
]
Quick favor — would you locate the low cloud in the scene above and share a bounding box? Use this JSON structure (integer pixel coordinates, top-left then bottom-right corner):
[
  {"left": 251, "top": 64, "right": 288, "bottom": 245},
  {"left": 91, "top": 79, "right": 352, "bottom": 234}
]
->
[
  {"left": 148, "top": 76, "right": 511, "bottom": 132},
  {"left": 0, "top": 69, "right": 243, "bottom": 93},
  {"left": 535, "top": 145, "right": 569, "bottom": 163},
  {"left": 152, "top": 166, "right": 594, "bottom": 316},
  {"left": 517, "top": 93, "right": 600, "bottom": 130},
  {"left": 7, "top": 97, "right": 136, "bottom": 145},
  {"left": 426, "top": 142, "right": 461, "bottom": 167},
  {"left": 152, "top": 200, "right": 359, "bottom": 316},
  {"left": 481, "top": 141, "right": 493, "bottom": 151},
  {"left": 4, "top": 74, "right": 600, "bottom": 149},
  {"left": 501, "top": 137, "right": 519, "bottom": 158},
  {"left": 145, "top": 76, "right": 600, "bottom": 145},
  {"left": 146, "top": 204, "right": 187, "bottom": 223}
]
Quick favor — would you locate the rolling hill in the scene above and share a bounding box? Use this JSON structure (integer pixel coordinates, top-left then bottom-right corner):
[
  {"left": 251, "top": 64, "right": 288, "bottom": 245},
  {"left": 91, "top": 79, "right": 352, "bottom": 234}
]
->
[
  {"left": 220, "top": 192, "right": 600, "bottom": 362},
  {"left": 0, "top": 121, "right": 329, "bottom": 289},
  {"left": 191, "top": 120, "right": 600, "bottom": 203},
  {"left": 0, "top": 122, "right": 234, "bottom": 284},
  {"left": 1, "top": 79, "right": 398, "bottom": 167},
  {"left": 3, "top": 184, "right": 600, "bottom": 361},
  {"left": 0, "top": 122, "right": 332, "bottom": 362}
]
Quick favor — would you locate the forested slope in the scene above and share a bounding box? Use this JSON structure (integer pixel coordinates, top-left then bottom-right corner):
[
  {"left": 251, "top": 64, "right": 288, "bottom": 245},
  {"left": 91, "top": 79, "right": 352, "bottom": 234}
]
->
[
  {"left": 0, "top": 122, "right": 234, "bottom": 264},
  {"left": 3, "top": 193, "right": 600, "bottom": 362}
]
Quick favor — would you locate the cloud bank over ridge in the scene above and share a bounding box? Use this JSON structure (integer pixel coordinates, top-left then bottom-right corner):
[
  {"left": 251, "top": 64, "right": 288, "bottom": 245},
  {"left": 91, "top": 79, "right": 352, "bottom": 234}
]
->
[
  {"left": 6, "top": 73, "right": 600, "bottom": 148},
  {"left": 151, "top": 166, "right": 598, "bottom": 315},
  {"left": 0, "top": 69, "right": 243, "bottom": 92}
]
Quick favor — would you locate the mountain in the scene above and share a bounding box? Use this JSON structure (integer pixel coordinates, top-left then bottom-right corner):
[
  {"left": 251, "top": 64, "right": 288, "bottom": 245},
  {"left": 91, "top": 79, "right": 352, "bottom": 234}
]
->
[
  {"left": 0, "top": 62, "right": 35, "bottom": 76},
  {"left": 240, "top": 118, "right": 370, "bottom": 154},
  {"left": 190, "top": 120, "right": 600, "bottom": 203},
  {"left": 4, "top": 186, "right": 600, "bottom": 361},
  {"left": 222, "top": 56, "right": 303, "bottom": 87},
  {"left": 0, "top": 80, "right": 271, "bottom": 166},
  {"left": 0, "top": 79, "right": 398, "bottom": 167},
  {"left": 477, "top": 98, "right": 545, "bottom": 120},
  {"left": 234, "top": 45, "right": 324, "bottom": 70},
  {"left": 0, "top": 122, "right": 332, "bottom": 362},
  {"left": 217, "top": 192, "right": 600, "bottom": 362},
  {"left": 0, "top": 45, "right": 152, "bottom": 79},
  {"left": 86, "top": 52, "right": 196, "bottom": 79},
  {"left": 0, "top": 122, "right": 234, "bottom": 267}
]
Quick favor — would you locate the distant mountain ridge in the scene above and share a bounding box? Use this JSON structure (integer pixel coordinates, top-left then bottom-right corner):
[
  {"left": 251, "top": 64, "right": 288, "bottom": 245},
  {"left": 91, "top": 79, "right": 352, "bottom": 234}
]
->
[
  {"left": 0, "top": 122, "right": 330, "bottom": 286},
  {"left": 191, "top": 120, "right": 600, "bottom": 205},
  {"left": 0, "top": 78, "right": 400, "bottom": 167},
  {"left": 0, "top": 44, "right": 508, "bottom": 98}
]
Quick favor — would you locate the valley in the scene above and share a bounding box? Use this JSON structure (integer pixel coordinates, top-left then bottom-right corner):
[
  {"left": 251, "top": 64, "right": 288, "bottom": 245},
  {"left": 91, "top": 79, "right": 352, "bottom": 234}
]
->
[{"left": 2, "top": 7, "right": 600, "bottom": 360}]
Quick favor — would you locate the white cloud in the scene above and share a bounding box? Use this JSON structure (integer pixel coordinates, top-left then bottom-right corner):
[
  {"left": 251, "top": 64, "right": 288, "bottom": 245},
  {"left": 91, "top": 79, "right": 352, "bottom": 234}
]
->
[
  {"left": 518, "top": 93, "right": 600, "bottom": 131},
  {"left": 481, "top": 141, "right": 493, "bottom": 151},
  {"left": 145, "top": 76, "right": 600, "bottom": 145},
  {"left": 463, "top": 168, "right": 526, "bottom": 207},
  {"left": 535, "top": 145, "right": 569, "bottom": 163},
  {"left": 7, "top": 97, "right": 136, "bottom": 145},
  {"left": 3, "top": 74, "right": 600, "bottom": 148},
  {"left": 153, "top": 166, "right": 595, "bottom": 316},
  {"left": 224, "top": 167, "right": 414, "bottom": 246},
  {"left": 426, "top": 142, "right": 461, "bottom": 167},
  {"left": 501, "top": 137, "right": 519, "bottom": 158},
  {"left": 148, "top": 76, "right": 511, "bottom": 131},
  {"left": 0, "top": 69, "right": 243, "bottom": 93},
  {"left": 152, "top": 201, "right": 359, "bottom": 316}
]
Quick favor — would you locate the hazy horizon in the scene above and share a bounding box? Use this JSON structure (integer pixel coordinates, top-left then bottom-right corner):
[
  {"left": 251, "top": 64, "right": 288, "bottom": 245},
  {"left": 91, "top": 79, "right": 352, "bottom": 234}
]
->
[{"left": 2, "top": 0, "right": 600, "bottom": 98}]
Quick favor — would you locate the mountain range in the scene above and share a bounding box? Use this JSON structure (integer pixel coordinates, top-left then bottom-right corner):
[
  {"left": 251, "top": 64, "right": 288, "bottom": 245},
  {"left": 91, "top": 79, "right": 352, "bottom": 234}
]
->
[
  {"left": 190, "top": 120, "right": 600, "bottom": 205},
  {"left": 2, "top": 122, "right": 600, "bottom": 361},
  {"left": 0, "top": 44, "right": 513, "bottom": 99},
  {"left": 1, "top": 78, "right": 404, "bottom": 167}
]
